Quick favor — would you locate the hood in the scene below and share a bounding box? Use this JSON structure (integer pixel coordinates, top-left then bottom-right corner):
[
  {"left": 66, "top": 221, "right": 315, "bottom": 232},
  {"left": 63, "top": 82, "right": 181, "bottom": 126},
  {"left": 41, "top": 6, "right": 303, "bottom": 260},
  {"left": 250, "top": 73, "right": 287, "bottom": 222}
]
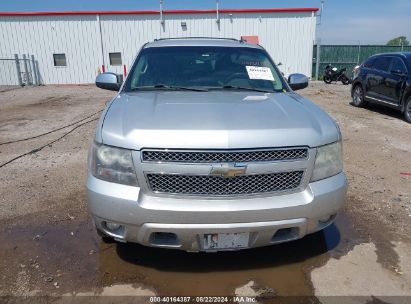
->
[{"left": 99, "top": 91, "right": 340, "bottom": 150}]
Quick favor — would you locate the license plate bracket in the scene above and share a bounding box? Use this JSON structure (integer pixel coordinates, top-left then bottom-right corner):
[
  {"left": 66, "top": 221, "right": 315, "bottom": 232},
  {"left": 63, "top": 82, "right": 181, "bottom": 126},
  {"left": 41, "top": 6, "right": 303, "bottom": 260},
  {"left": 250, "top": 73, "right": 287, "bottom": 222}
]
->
[{"left": 203, "top": 232, "right": 250, "bottom": 250}]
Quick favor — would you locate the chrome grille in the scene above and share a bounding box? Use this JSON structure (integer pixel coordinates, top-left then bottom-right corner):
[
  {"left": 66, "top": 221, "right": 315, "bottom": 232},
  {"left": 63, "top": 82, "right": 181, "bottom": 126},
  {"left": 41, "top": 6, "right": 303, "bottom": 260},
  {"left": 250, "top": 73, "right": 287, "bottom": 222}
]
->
[
  {"left": 146, "top": 171, "right": 304, "bottom": 196},
  {"left": 142, "top": 148, "right": 308, "bottom": 163}
]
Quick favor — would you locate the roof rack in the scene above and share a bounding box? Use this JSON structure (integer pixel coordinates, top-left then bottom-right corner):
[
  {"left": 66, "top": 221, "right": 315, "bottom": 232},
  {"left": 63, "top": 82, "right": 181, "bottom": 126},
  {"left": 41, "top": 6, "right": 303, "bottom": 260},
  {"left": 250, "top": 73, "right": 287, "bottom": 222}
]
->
[{"left": 153, "top": 37, "right": 245, "bottom": 43}]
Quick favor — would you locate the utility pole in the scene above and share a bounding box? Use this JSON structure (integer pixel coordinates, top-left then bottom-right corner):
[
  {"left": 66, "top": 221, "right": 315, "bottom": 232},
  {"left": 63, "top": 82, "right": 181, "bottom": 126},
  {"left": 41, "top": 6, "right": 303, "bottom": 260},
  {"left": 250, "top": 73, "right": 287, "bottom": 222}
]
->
[
  {"left": 317, "top": 0, "right": 324, "bottom": 25},
  {"left": 216, "top": 0, "right": 220, "bottom": 24},
  {"left": 315, "top": 1, "right": 325, "bottom": 79},
  {"left": 160, "top": 0, "right": 165, "bottom": 26},
  {"left": 315, "top": 38, "right": 321, "bottom": 80}
]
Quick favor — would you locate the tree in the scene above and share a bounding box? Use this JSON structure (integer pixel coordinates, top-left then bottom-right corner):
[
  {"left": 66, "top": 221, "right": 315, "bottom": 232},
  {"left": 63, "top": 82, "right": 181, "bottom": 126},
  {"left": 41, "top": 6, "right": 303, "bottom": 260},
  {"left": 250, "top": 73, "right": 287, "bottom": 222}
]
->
[{"left": 386, "top": 36, "right": 410, "bottom": 46}]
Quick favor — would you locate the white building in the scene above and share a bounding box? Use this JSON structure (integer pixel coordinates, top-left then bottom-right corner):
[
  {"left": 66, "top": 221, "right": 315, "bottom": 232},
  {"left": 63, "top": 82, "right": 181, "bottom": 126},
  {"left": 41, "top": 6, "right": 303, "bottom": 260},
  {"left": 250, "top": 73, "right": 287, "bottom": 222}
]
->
[{"left": 0, "top": 7, "right": 318, "bottom": 85}]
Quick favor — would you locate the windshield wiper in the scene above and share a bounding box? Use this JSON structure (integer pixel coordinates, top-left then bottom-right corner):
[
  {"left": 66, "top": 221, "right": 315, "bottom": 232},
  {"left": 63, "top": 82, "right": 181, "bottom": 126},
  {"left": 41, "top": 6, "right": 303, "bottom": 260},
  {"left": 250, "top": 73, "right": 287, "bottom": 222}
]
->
[
  {"left": 131, "top": 84, "right": 208, "bottom": 92},
  {"left": 219, "top": 85, "right": 275, "bottom": 93}
]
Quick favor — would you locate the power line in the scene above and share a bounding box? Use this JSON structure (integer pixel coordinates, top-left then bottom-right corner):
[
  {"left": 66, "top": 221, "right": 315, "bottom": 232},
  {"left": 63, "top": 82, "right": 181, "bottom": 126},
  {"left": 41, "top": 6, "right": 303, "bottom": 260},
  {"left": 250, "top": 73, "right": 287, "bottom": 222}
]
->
[
  {"left": 0, "top": 117, "right": 99, "bottom": 169},
  {"left": 0, "top": 109, "right": 102, "bottom": 146}
]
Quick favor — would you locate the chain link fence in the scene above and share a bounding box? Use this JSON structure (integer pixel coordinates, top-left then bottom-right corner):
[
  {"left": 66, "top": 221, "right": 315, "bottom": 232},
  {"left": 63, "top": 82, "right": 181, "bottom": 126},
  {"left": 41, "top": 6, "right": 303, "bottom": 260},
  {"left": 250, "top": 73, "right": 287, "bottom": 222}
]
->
[
  {"left": 312, "top": 44, "right": 411, "bottom": 80},
  {"left": 0, "top": 54, "right": 40, "bottom": 89}
]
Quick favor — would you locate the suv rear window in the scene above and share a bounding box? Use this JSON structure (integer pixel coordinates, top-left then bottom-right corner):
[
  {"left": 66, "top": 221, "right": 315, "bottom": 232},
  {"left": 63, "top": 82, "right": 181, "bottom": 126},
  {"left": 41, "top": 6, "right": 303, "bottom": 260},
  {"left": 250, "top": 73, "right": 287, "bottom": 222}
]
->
[{"left": 374, "top": 57, "right": 391, "bottom": 72}]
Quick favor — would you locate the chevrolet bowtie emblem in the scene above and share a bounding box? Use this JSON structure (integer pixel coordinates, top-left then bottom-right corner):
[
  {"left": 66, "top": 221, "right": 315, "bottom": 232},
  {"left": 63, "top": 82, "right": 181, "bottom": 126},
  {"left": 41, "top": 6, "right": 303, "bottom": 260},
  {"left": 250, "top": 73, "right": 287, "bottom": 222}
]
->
[{"left": 210, "top": 164, "right": 247, "bottom": 178}]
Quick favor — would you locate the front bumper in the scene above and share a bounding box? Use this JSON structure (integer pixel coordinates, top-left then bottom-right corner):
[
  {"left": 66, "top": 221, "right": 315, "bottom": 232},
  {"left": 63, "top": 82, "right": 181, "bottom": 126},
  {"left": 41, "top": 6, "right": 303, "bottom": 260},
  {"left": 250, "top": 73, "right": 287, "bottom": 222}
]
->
[{"left": 87, "top": 172, "right": 347, "bottom": 252}]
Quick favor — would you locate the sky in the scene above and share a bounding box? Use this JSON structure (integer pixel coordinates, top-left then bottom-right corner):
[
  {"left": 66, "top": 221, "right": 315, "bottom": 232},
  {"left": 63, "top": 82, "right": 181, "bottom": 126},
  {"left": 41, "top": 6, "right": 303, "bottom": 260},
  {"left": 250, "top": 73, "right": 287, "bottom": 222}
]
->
[{"left": 0, "top": 0, "right": 410, "bottom": 45}]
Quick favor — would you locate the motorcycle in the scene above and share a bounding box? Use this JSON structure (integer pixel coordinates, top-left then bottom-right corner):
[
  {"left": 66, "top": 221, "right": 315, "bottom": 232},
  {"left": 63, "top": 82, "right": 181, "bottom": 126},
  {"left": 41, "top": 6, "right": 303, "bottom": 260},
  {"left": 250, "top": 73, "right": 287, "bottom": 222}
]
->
[{"left": 323, "top": 65, "right": 350, "bottom": 85}]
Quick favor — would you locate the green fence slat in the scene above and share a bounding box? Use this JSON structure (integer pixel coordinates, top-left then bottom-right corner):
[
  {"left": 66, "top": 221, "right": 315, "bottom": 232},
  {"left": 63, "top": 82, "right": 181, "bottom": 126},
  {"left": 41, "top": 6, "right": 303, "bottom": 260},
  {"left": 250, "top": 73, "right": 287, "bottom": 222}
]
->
[{"left": 312, "top": 45, "right": 411, "bottom": 79}]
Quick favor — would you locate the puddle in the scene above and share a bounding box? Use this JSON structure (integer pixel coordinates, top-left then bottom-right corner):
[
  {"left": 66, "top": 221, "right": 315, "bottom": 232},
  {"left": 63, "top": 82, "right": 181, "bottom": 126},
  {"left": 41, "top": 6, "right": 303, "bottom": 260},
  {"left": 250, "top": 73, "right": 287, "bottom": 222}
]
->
[{"left": 0, "top": 211, "right": 361, "bottom": 296}]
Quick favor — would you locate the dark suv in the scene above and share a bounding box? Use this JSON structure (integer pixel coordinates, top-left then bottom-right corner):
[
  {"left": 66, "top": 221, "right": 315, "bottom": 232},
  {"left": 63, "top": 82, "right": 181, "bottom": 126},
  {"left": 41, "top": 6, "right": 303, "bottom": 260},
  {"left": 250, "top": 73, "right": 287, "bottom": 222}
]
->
[{"left": 351, "top": 52, "right": 411, "bottom": 123}]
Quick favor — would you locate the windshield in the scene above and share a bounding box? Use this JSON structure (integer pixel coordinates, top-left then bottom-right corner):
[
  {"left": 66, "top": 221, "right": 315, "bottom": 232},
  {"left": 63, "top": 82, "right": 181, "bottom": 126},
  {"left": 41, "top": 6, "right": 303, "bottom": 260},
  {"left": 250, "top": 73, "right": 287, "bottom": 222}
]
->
[{"left": 124, "top": 46, "right": 287, "bottom": 93}]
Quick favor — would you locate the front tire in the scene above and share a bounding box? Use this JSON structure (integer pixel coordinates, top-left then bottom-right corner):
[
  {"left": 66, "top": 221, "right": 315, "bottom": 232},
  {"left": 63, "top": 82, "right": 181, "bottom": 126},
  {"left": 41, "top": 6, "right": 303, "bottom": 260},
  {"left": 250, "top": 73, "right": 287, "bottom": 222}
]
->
[
  {"left": 351, "top": 84, "right": 366, "bottom": 107},
  {"left": 404, "top": 97, "right": 411, "bottom": 124},
  {"left": 323, "top": 75, "right": 332, "bottom": 84}
]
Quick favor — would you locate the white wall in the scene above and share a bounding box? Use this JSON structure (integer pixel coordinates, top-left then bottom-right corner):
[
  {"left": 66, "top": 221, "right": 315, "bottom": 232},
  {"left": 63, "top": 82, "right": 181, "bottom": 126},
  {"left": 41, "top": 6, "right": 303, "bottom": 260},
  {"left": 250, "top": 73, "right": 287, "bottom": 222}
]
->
[
  {"left": 0, "top": 11, "right": 316, "bottom": 84},
  {"left": 0, "top": 15, "right": 102, "bottom": 84},
  {"left": 0, "top": 58, "right": 22, "bottom": 85}
]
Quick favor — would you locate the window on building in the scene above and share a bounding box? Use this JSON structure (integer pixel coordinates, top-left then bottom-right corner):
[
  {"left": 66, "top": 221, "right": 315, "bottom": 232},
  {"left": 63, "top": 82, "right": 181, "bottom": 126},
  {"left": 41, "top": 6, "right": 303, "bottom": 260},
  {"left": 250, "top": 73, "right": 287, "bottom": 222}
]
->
[
  {"left": 109, "top": 52, "right": 122, "bottom": 66},
  {"left": 53, "top": 53, "right": 67, "bottom": 67}
]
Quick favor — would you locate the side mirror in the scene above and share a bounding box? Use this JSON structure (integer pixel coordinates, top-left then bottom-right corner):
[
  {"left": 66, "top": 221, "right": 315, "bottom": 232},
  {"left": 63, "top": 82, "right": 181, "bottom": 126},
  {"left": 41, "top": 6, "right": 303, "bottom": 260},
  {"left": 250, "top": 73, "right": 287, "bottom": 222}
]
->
[
  {"left": 96, "top": 72, "right": 122, "bottom": 91},
  {"left": 288, "top": 73, "right": 309, "bottom": 91}
]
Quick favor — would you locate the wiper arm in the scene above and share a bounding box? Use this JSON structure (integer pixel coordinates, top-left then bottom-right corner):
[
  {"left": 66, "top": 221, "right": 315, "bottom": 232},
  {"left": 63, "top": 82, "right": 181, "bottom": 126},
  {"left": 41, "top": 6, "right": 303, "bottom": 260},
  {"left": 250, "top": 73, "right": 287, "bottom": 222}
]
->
[
  {"left": 130, "top": 85, "right": 208, "bottom": 92},
  {"left": 154, "top": 84, "right": 208, "bottom": 91},
  {"left": 220, "top": 85, "right": 274, "bottom": 93}
]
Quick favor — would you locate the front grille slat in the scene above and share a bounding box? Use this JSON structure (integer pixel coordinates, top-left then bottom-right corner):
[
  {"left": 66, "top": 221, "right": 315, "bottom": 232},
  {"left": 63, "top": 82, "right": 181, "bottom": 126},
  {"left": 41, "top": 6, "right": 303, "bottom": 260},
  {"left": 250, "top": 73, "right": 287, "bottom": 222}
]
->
[
  {"left": 142, "top": 148, "right": 308, "bottom": 163},
  {"left": 146, "top": 171, "right": 304, "bottom": 196}
]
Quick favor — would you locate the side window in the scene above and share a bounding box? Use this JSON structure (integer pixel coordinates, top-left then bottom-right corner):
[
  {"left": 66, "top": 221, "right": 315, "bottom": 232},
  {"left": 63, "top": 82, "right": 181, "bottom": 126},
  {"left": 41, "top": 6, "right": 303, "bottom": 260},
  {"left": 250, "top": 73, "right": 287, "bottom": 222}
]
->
[
  {"left": 363, "top": 57, "right": 376, "bottom": 68},
  {"left": 390, "top": 58, "right": 407, "bottom": 74},
  {"left": 373, "top": 57, "right": 391, "bottom": 72}
]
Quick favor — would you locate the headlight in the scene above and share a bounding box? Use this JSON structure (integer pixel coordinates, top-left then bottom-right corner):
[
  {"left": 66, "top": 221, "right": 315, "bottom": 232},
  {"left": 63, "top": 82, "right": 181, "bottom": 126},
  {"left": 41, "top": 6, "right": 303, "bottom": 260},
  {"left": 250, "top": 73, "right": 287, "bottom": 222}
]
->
[
  {"left": 311, "top": 141, "right": 343, "bottom": 182},
  {"left": 89, "top": 142, "right": 138, "bottom": 186}
]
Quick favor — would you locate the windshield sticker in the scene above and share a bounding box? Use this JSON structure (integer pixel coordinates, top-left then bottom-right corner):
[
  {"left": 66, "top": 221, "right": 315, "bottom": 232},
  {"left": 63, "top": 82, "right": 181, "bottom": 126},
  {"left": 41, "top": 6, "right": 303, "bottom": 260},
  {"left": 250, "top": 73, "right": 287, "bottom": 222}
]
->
[{"left": 246, "top": 66, "right": 274, "bottom": 81}]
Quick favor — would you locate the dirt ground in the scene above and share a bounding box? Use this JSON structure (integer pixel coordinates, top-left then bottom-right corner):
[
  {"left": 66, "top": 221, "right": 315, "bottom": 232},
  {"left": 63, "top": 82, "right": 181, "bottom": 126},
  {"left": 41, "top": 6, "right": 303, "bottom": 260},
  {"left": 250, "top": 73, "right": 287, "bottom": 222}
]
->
[{"left": 0, "top": 82, "right": 410, "bottom": 302}]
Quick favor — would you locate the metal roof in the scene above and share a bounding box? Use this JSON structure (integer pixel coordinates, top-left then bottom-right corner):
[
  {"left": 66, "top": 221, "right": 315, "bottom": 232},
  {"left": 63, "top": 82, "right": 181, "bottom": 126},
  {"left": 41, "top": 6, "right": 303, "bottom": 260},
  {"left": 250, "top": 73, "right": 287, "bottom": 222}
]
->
[{"left": 0, "top": 8, "right": 319, "bottom": 16}]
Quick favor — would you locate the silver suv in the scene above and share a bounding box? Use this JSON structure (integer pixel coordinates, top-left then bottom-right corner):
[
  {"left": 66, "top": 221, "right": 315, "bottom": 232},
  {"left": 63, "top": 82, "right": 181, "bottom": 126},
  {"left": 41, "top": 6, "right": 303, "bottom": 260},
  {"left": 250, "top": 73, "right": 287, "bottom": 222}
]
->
[{"left": 87, "top": 38, "right": 347, "bottom": 252}]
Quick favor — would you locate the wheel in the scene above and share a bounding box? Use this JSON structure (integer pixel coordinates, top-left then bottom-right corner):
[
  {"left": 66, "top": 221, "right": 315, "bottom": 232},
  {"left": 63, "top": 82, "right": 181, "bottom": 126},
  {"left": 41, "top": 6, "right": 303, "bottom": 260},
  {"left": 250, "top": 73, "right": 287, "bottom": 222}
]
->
[
  {"left": 323, "top": 75, "right": 332, "bottom": 84},
  {"left": 351, "top": 84, "right": 366, "bottom": 107},
  {"left": 341, "top": 75, "right": 350, "bottom": 85},
  {"left": 404, "top": 97, "right": 411, "bottom": 124}
]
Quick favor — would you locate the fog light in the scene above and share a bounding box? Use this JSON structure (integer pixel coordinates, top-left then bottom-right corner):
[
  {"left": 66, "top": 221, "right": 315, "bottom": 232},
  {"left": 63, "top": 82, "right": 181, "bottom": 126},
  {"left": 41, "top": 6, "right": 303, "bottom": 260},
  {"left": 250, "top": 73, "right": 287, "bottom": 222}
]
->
[
  {"left": 319, "top": 214, "right": 336, "bottom": 224},
  {"left": 318, "top": 215, "right": 332, "bottom": 224},
  {"left": 104, "top": 221, "right": 121, "bottom": 232}
]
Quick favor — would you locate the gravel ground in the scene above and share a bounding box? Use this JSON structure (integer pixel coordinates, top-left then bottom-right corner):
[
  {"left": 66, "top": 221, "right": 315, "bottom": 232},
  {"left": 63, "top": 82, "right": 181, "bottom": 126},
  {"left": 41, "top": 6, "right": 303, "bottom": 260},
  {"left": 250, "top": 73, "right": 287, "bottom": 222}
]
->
[
  {"left": 0, "top": 85, "right": 21, "bottom": 93},
  {"left": 0, "top": 82, "right": 410, "bottom": 301}
]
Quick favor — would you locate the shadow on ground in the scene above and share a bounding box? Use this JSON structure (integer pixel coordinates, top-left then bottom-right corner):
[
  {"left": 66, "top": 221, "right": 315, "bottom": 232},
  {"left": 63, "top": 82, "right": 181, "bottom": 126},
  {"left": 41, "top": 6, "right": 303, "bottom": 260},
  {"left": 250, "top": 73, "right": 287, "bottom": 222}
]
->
[
  {"left": 0, "top": 211, "right": 358, "bottom": 296},
  {"left": 115, "top": 224, "right": 340, "bottom": 273}
]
